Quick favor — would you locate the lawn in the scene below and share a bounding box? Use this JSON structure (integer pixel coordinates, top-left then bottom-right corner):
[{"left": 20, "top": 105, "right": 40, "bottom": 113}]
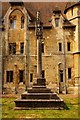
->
[{"left": 1, "top": 94, "right": 79, "bottom": 119}]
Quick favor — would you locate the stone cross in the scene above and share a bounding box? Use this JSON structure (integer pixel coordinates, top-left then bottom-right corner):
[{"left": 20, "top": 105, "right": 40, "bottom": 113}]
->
[{"left": 36, "top": 11, "right": 43, "bottom": 79}]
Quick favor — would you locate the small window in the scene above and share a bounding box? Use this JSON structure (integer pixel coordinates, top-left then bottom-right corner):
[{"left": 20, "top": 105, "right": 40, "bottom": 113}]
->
[
  {"left": 21, "top": 17, "right": 24, "bottom": 28},
  {"left": 42, "top": 70, "right": 45, "bottom": 78},
  {"left": 19, "top": 70, "right": 24, "bottom": 83},
  {"left": 20, "top": 43, "right": 24, "bottom": 54},
  {"left": 55, "top": 18, "right": 59, "bottom": 27},
  {"left": 30, "top": 73, "right": 33, "bottom": 82},
  {"left": 59, "top": 43, "right": 62, "bottom": 51},
  {"left": 68, "top": 68, "right": 71, "bottom": 79},
  {"left": 42, "top": 43, "right": 44, "bottom": 53},
  {"left": 71, "top": 7, "right": 73, "bottom": 16},
  {"left": 67, "top": 42, "right": 70, "bottom": 51},
  {"left": 6, "top": 71, "right": 13, "bottom": 83},
  {"left": 9, "top": 43, "right": 16, "bottom": 54}
]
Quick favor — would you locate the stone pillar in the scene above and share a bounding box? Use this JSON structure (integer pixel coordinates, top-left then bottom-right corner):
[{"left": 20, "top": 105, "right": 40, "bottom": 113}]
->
[{"left": 37, "top": 37, "right": 42, "bottom": 79}]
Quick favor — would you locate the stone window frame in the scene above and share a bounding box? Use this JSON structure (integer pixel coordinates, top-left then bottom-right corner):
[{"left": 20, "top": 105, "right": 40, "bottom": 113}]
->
[
  {"left": 6, "top": 71, "right": 13, "bottom": 83},
  {"left": 9, "top": 43, "right": 16, "bottom": 55},
  {"left": 57, "top": 42, "right": 63, "bottom": 52}
]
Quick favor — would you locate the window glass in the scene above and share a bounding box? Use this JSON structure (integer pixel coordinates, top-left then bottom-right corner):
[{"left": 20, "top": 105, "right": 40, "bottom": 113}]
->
[
  {"left": 55, "top": 18, "right": 59, "bottom": 27},
  {"left": 13, "top": 19, "right": 16, "bottom": 28}
]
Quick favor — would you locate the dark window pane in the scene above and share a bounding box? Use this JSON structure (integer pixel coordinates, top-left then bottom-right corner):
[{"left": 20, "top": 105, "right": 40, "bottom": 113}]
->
[
  {"left": 19, "top": 70, "right": 24, "bottom": 82},
  {"left": 68, "top": 68, "right": 71, "bottom": 79},
  {"left": 42, "top": 43, "right": 44, "bottom": 53},
  {"left": 59, "top": 43, "right": 62, "bottom": 51},
  {"left": 67, "top": 42, "right": 70, "bottom": 51},
  {"left": 71, "top": 7, "right": 73, "bottom": 16},
  {"left": 20, "top": 43, "right": 24, "bottom": 54},
  {"left": 10, "top": 71, "right": 13, "bottom": 82},
  {"left": 6, "top": 71, "right": 9, "bottom": 82},
  {"left": 60, "top": 71, "right": 63, "bottom": 82},
  {"left": 30, "top": 73, "right": 33, "bottom": 82},
  {"left": 42, "top": 70, "right": 45, "bottom": 78}
]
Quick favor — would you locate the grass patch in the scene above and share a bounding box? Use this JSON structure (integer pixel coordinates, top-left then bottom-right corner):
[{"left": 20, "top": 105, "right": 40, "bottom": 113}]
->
[{"left": 2, "top": 94, "right": 79, "bottom": 119}]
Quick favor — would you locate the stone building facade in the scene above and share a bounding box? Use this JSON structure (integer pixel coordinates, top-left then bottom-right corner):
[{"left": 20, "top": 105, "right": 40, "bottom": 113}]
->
[{"left": 1, "top": 1, "right": 80, "bottom": 94}]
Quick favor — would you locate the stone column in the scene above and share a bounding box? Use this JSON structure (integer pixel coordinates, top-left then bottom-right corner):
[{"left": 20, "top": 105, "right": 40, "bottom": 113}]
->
[{"left": 37, "top": 37, "right": 42, "bottom": 79}]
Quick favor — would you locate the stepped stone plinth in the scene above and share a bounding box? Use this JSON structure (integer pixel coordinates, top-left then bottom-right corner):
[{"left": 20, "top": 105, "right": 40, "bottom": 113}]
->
[{"left": 14, "top": 78, "right": 65, "bottom": 110}]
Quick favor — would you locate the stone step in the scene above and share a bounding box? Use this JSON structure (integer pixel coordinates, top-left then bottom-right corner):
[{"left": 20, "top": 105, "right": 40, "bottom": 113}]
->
[
  {"left": 14, "top": 98, "right": 64, "bottom": 110},
  {"left": 27, "top": 87, "right": 51, "bottom": 93},
  {"left": 21, "top": 92, "right": 60, "bottom": 99},
  {"left": 32, "top": 85, "right": 46, "bottom": 88}
]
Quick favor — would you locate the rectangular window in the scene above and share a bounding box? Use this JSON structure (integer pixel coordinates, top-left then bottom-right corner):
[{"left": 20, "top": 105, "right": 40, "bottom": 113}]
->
[
  {"left": 55, "top": 18, "right": 59, "bottom": 27},
  {"left": 9, "top": 43, "right": 16, "bottom": 54},
  {"left": 42, "top": 70, "right": 45, "bottom": 78},
  {"left": 42, "top": 43, "right": 44, "bottom": 53},
  {"left": 59, "top": 43, "right": 62, "bottom": 51},
  {"left": 68, "top": 68, "right": 71, "bottom": 79},
  {"left": 19, "top": 70, "right": 24, "bottom": 82},
  {"left": 6, "top": 71, "right": 13, "bottom": 83},
  {"left": 30, "top": 73, "right": 33, "bottom": 82},
  {"left": 67, "top": 42, "right": 70, "bottom": 51},
  {"left": 20, "top": 42, "right": 24, "bottom": 54}
]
